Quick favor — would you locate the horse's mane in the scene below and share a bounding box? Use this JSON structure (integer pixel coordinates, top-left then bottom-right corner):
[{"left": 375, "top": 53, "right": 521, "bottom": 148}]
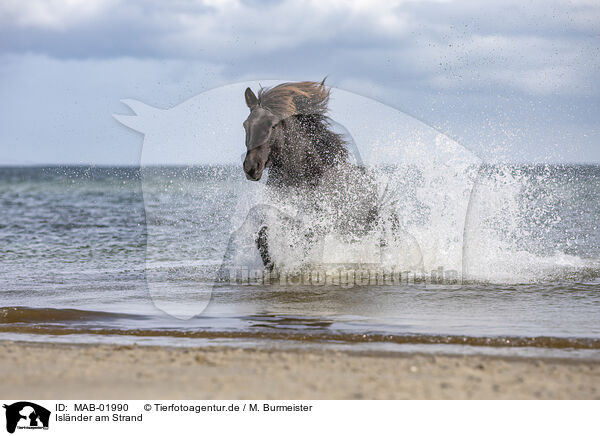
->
[{"left": 258, "top": 80, "right": 330, "bottom": 118}]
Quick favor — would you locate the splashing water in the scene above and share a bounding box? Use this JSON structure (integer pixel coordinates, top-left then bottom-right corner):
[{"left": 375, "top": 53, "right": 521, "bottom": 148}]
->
[
  {"left": 464, "top": 164, "right": 600, "bottom": 283},
  {"left": 111, "top": 82, "right": 600, "bottom": 318}
]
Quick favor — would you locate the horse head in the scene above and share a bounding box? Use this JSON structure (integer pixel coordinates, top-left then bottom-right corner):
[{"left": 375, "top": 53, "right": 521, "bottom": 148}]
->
[{"left": 242, "top": 87, "right": 281, "bottom": 181}]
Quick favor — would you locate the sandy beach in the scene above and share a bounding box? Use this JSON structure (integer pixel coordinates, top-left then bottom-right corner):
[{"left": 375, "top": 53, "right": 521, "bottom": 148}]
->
[{"left": 0, "top": 340, "right": 598, "bottom": 399}]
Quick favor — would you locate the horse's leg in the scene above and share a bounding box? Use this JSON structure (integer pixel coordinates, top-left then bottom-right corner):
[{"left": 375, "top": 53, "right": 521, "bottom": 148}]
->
[
  {"left": 378, "top": 211, "right": 423, "bottom": 270},
  {"left": 256, "top": 225, "right": 274, "bottom": 272},
  {"left": 379, "top": 211, "right": 399, "bottom": 248}
]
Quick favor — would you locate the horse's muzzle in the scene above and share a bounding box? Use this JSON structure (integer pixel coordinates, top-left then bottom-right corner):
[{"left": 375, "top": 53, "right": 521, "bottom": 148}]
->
[
  {"left": 245, "top": 168, "right": 262, "bottom": 181},
  {"left": 243, "top": 151, "right": 265, "bottom": 181}
]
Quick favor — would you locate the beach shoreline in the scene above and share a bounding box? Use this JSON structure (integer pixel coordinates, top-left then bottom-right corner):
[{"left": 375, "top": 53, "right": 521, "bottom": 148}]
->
[{"left": 1, "top": 340, "right": 598, "bottom": 399}]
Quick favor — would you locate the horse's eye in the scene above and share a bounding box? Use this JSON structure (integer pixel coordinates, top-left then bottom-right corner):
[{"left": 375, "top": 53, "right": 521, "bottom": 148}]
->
[{"left": 272, "top": 125, "right": 276, "bottom": 130}]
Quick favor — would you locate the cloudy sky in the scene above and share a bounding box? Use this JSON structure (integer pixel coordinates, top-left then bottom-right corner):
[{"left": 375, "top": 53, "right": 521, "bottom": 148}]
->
[{"left": 0, "top": 0, "right": 598, "bottom": 165}]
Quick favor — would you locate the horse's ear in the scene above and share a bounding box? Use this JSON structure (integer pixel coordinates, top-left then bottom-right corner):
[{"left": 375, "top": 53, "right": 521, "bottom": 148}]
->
[{"left": 245, "top": 87, "right": 258, "bottom": 109}]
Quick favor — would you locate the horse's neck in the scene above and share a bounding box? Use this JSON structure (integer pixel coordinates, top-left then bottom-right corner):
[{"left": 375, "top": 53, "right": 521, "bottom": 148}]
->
[{"left": 267, "top": 117, "right": 322, "bottom": 188}]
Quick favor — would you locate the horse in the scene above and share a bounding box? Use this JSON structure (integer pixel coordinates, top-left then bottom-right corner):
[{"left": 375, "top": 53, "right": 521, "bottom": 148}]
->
[{"left": 240, "top": 79, "right": 422, "bottom": 274}]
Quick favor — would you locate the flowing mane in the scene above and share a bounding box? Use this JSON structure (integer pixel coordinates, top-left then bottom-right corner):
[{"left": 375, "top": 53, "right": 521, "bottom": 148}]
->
[{"left": 257, "top": 80, "right": 330, "bottom": 118}]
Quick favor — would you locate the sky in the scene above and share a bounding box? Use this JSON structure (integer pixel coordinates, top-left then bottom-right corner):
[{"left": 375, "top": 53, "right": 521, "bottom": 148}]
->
[{"left": 0, "top": 0, "right": 598, "bottom": 165}]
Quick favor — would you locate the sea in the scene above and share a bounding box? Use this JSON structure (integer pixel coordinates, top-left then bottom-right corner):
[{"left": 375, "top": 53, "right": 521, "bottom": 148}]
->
[{"left": 0, "top": 165, "right": 599, "bottom": 359}]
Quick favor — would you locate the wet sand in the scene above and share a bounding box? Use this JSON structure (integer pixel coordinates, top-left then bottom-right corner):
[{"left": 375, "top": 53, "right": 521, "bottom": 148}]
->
[{"left": 0, "top": 340, "right": 598, "bottom": 399}]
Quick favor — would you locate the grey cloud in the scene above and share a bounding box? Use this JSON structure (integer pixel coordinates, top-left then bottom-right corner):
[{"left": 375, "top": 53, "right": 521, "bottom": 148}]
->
[{"left": 1, "top": 0, "right": 597, "bottom": 99}]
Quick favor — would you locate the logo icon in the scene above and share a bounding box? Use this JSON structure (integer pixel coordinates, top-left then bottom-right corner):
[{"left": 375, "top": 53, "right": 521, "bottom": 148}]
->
[{"left": 3, "top": 402, "right": 50, "bottom": 434}]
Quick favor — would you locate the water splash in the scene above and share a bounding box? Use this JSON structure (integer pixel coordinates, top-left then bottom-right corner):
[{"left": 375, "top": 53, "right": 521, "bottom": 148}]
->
[{"left": 113, "top": 82, "right": 600, "bottom": 318}]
